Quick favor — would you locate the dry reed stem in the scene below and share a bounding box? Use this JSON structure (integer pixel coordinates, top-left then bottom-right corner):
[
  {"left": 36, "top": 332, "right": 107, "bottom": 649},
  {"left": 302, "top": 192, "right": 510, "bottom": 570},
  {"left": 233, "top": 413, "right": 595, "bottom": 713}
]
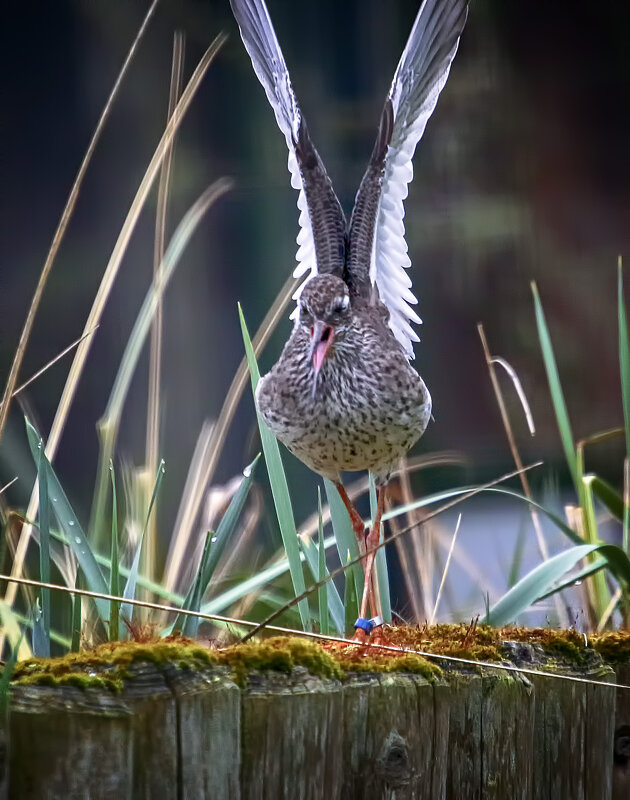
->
[
  {"left": 1, "top": 33, "right": 227, "bottom": 637},
  {"left": 144, "top": 33, "right": 186, "bottom": 603},
  {"left": 0, "top": 0, "right": 159, "bottom": 452},
  {"left": 0, "top": 328, "right": 99, "bottom": 406},
  {"left": 430, "top": 513, "right": 462, "bottom": 623},
  {"left": 163, "top": 274, "right": 298, "bottom": 593}
]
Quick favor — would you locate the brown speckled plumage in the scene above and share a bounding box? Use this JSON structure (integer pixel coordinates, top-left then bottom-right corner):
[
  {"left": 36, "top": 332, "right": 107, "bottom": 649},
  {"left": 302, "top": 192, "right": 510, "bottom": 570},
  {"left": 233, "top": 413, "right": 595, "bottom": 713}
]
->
[
  {"left": 256, "top": 275, "right": 431, "bottom": 484},
  {"left": 231, "top": 0, "right": 467, "bottom": 626}
]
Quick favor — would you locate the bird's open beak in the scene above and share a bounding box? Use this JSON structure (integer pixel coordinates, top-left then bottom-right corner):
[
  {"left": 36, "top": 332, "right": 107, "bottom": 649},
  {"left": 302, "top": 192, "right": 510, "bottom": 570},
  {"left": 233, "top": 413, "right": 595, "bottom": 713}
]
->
[{"left": 309, "top": 320, "right": 334, "bottom": 395}]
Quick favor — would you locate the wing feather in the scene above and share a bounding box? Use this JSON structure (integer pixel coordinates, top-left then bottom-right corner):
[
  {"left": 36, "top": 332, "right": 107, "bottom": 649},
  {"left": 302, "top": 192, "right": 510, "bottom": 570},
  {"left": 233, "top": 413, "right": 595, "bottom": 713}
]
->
[
  {"left": 230, "top": 0, "right": 346, "bottom": 304},
  {"left": 348, "top": 0, "right": 468, "bottom": 358}
]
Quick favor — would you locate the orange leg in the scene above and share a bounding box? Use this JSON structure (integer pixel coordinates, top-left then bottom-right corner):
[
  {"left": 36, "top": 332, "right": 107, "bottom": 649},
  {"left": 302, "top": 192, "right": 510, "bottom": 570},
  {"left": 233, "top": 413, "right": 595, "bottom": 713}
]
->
[
  {"left": 335, "top": 481, "right": 379, "bottom": 632},
  {"left": 353, "top": 486, "right": 386, "bottom": 641},
  {"left": 335, "top": 482, "right": 365, "bottom": 543}
]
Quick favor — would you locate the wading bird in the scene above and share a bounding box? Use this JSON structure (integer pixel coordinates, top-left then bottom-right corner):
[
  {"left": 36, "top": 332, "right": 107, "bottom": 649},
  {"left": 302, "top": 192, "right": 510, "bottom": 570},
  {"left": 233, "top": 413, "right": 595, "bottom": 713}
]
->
[{"left": 230, "top": 0, "right": 468, "bottom": 639}]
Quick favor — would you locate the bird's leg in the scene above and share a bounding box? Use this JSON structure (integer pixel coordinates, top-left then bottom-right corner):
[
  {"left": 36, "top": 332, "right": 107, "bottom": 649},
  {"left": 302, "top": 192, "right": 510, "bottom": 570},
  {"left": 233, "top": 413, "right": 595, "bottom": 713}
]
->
[
  {"left": 353, "top": 486, "right": 386, "bottom": 642},
  {"left": 334, "top": 482, "right": 365, "bottom": 543},
  {"left": 335, "top": 482, "right": 379, "bottom": 639}
]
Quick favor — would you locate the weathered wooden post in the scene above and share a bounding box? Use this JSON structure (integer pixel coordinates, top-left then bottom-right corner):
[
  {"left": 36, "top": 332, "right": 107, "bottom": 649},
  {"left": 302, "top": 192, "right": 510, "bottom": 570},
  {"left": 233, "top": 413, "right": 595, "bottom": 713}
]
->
[{"left": 0, "top": 632, "right": 624, "bottom": 799}]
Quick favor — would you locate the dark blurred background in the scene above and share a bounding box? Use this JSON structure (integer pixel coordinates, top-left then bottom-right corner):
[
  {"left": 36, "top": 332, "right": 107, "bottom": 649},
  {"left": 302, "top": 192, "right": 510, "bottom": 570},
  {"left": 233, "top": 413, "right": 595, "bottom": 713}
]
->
[{"left": 1, "top": 1, "right": 630, "bottom": 607}]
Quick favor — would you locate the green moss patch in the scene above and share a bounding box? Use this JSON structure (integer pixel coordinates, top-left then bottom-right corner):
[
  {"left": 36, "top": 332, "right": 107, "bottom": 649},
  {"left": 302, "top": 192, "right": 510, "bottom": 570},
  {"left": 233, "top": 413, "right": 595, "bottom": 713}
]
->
[
  {"left": 12, "top": 624, "right": 630, "bottom": 693},
  {"left": 591, "top": 631, "right": 630, "bottom": 664},
  {"left": 12, "top": 637, "right": 218, "bottom": 693}
]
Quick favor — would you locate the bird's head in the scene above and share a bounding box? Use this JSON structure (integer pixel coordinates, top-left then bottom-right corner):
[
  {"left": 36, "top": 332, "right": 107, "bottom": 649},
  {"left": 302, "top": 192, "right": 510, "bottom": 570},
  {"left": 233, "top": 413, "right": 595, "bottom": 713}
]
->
[{"left": 298, "top": 275, "right": 352, "bottom": 392}]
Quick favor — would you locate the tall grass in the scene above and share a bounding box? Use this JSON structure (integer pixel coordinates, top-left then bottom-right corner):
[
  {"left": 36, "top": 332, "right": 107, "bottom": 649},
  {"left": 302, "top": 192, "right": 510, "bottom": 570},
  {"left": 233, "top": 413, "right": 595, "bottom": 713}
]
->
[{"left": 1, "top": 5, "right": 629, "bottom": 664}]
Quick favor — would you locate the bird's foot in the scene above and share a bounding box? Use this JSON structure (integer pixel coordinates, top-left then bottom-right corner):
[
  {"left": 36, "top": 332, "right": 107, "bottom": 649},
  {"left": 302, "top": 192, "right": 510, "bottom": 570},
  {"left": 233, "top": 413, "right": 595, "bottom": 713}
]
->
[{"left": 351, "top": 615, "right": 383, "bottom": 644}]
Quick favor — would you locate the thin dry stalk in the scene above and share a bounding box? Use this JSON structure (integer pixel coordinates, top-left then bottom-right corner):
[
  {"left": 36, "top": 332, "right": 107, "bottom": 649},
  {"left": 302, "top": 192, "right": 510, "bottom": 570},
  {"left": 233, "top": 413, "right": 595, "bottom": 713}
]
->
[
  {"left": 384, "top": 498, "right": 423, "bottom": 622},
  {"left": 564, "top": 504, "right": 596, "bottom": 627},
  {"left": 477, "top": 325, "right": 548, "bottom": 552},
  {"left": 162, "top": 420, "right": 215, "bottom": 596},
  {"left": 477, "top": 324, "right": 572, "bottom": 626},
  {"left": 597, "top": 586, "right": 621, "bottom": 632},
  {"left": 0, "top": 0, "right": 159, "bottom": 449},
  {"left": 166, "top": 273, "right": 298, "bottom": 579},
  {"left": 2, "top": 35, "right": 227, "bottom": 631},
  {"left": 0, "top": 478, "right": 18, "bottom": 496},
  {"left": 0, "top": 327, "right": 99, "bottom": 406},
  {"left": 430, "top": 513, "right": 462, "bottom": 623},
  {"left": 399, "top": 464, "right": 436, "bottom": 620},
  {"left": 144, "top": 32, "right": 186, "bottom": 598}
]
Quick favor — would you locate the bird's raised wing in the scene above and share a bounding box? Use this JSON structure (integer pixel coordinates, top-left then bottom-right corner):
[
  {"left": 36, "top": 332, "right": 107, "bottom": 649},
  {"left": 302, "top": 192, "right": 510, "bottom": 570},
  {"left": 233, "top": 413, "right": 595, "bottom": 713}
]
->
[
  {"left": 230, "top": 0, "right": 347, "bottom": 305},
  {"left": 348, "top": 0, "right": 469, "bottom": 358}
]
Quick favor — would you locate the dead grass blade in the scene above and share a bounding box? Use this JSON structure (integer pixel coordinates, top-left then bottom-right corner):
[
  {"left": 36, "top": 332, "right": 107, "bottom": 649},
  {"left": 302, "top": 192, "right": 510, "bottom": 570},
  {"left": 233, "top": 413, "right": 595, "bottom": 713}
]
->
[
  {"left": 165, "top": 273, "right": 298, "bottom": 589},
  {"left": 477, "top": 325, "right": 548, "bottom": 555},
  {"left": 0, "top": 0, "right": 159, "bottom": 449},
  {"left": 145, "top": 32, "right": 186, "bottom": 596},
  {"left": 430, "top": 513, "right": 462, "bottom": 623},
  {"left": 0, "top": 327, "right": 99, "bottom": 405},
  {"left": 0, "top": 478, "right": 18, "bottom": 496},
  {"left": 2, "top": 32, "right": 227, "bottom": 626}
]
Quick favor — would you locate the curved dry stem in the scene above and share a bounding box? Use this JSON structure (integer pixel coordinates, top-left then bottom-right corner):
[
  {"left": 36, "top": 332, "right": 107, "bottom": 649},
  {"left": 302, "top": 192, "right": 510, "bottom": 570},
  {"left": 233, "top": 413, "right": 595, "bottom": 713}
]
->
[
  {"left": 0, "top": 0, "right": 159, "bottom": 449},
  {"left": 2, "top": 32, "right": 227, "bottom": 627},
  {"left": 163, "top": 274, "right": 298, "bottom": 592}
]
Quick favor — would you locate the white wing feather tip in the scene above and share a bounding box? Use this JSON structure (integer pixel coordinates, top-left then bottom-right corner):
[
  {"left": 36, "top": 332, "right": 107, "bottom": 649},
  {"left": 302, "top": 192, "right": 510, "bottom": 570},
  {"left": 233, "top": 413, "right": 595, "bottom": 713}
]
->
[{"left": 370, "top": 0, "right": 467, "bottom": 359}]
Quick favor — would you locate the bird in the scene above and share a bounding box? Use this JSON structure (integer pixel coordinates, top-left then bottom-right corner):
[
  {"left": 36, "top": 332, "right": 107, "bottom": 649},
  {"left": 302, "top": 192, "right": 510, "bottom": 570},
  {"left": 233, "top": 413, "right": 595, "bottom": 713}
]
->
[{"left": 230, "top": 0, "right": 468, "bottom": 638}]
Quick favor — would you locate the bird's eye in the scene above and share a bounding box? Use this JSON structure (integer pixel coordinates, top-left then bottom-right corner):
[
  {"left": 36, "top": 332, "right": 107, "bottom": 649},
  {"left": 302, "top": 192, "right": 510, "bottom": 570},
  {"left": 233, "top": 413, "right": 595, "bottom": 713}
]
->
[
  {"left": 332, "top": 295, "right": 349, "bottom": 314},
  {"left": 300, "top": 301, "right": 309, "bottom": 317}
]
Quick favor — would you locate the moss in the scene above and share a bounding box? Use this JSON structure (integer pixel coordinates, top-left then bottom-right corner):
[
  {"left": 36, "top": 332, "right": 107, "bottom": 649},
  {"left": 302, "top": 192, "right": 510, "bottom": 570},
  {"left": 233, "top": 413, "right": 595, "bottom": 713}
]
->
[
  {"left": 499, "top": 627, "right": 588, "bottom": 664},
  {"left": 12, "top": 637, "right": 218, "bottom": 693},
  {"left": 341, "top": 652, "right": 440, "bottom": 680},
  {"left": 15, "top": 672, "right": 124, "bottom": 693},
  {"left": 591, "top": 631, "right": 630, "bottom": 664},
  {"left": 219, "top": 637, "right": 343, "bottom": 687},
  {"left": 13, "top": 623, "right": 628, "bottom": 693}
]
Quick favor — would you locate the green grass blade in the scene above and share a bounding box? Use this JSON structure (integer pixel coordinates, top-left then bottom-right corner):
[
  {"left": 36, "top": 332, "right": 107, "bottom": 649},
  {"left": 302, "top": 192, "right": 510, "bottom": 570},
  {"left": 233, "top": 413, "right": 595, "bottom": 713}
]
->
[
  {"left": 120, "top": 459, "right": 165, "bottom": 629},
  {"left": 32, "top": 598, "right": 48, "bottom": 658},
  {"left": 486, "top": 542, "right": 630, "bottom": 626},
  {"left": 175, "top": 532, "right": 213, "bottom": 637},
  {"left": 173, "top": 451, "right": 262, "bottom": 635},
  {"left": 48, "top": 525, "right": 184, "bottom": 605},
  {"left": 25, "top": 418, "right": 109, "bottom": 621},
  {"left": 200, "top": 533, "right": 338, "bottom": 615},
  {"left": 536, "top": 556, "right": 608, "bottom": 603},
  {"left": 238, "top": 304, "right": 311, "bottom": 631},
  {"left": 298, "top": 516, "right": 345, "bottom": 632},
  {"left": 344, "top": 550, "right": 358, "bottom": 634},
  {"left": 109, "top": 461, "right": 120, "bottom": 641},
  {"left": 369, "top": 475, "right": 391, "bottom": 623},
  {"left": 37, "top": 438, "right": 51, "bottom": 656},
  {"left": 590, "top": 475, "right": 623, "bottom": 521},
  {"left": 0, "top": 602, "right": 31, "bottom": 660},
  {"left": 324, "top": 479, "right": 364, "bottom": 610},
  {"left": 317, "top": 489, "right": 329, "bottom": 635},
  {"left": 199, "top": 455, "right": 260, "bottom": 588},
  {"left": 531, "top": 282, "right": 578, "bottom": 490},
  {"left": 71, "top": 571, "right": 82, "bottom": 652},
  {"left": 581, "top": 475, "right": 611, "bottom": 620},
  {"left": 0, "top": 627, "right": 25, "bottom": 714}
]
